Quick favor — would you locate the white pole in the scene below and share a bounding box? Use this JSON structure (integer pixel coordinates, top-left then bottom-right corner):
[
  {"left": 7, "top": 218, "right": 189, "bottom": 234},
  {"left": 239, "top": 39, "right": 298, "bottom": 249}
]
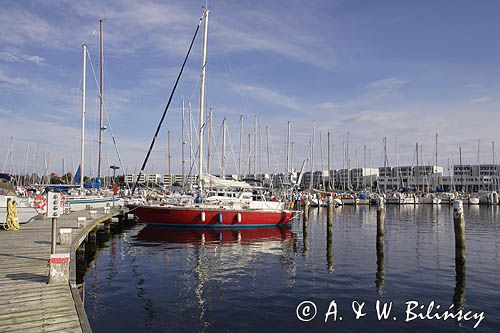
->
[
  {"left": 286, "top": 121, "right": 291, "bottom": 178},
  {"left": 98, "top": 19, "right": 104, "bottom": 179},
  {"left": 239, "top": 114, "right": 243, "bottom": 179},
  {"left": 181, "top": 99, "right": 185, "bottom": 188},
  {"left": 221, "top": 117, "right": 226, "bottom": 178},
  {"left": 198, "top": 9, "right": 209, "bottom": 190},
  {"left": 80, "top": 44, "right": 87, "bottom": 193}
]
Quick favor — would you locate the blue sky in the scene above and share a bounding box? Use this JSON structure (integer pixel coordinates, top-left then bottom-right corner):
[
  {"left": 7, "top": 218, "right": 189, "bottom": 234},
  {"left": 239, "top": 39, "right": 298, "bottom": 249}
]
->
[{"left": 1, "top": 0, "right": 500, "bottom": 177}]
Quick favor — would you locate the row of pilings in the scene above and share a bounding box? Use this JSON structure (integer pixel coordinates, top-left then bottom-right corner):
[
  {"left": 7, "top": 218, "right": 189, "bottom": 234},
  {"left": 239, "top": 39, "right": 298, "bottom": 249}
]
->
[{"left": 299, "top": 196, "right": 466, "bottom": 311}]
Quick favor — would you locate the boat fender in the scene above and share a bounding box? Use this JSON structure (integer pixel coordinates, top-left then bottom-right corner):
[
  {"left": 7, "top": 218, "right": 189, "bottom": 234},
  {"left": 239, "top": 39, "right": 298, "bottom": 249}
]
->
[
  {"left": 201, "top": 212, "right": 206, "bottom": 222},
  {"left": 236, "top": 212, "right": 242, "bottom": 223},
  {"left": 218, "top": 213, "right": 223, "bottom": 224}
]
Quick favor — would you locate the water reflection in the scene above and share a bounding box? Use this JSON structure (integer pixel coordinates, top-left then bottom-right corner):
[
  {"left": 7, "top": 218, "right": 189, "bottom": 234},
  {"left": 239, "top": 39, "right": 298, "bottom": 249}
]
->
[
  {"left": 82, "top": 205, "right": 500, "bottom": 332},
  {"left": 375, "top": 208, "right": 385, "bottom": 294},
  {"left": 135, "top": 226, "right": 293, "bottom": 245}
]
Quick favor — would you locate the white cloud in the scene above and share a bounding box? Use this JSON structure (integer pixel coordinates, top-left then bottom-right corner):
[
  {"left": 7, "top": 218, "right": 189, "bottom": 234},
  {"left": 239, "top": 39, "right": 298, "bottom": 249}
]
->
[
  {"left": 0, "top": 51, "right": 45, "bottom": 64},
  {"left": 236, "top": 84, "right": 301, "bottom": 111},
  {"left": 469, "top": 96, "right": 493, "bottom": 104}
]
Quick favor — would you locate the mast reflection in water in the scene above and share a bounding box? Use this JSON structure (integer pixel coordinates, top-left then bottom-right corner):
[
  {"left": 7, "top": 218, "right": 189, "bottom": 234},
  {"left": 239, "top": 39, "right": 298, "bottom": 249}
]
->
[{"left": 83, "top": 206, "right": 500, "bottom": 332}]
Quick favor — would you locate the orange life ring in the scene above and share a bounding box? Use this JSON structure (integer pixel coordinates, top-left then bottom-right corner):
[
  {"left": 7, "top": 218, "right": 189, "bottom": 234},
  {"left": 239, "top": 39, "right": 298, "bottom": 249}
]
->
[{"left": 35, "top": 195, "right": 46, "bottom": 210}]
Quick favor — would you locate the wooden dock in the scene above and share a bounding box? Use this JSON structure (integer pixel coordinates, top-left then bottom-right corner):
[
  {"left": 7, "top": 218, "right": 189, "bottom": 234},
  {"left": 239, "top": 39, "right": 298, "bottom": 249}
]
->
[{"left": 0, "top": 207, "right": 127, "bottom": 332}]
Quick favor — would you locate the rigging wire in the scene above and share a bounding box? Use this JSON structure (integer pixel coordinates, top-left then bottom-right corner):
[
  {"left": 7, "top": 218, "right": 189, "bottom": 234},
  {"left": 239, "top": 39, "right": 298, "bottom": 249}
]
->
[
  {"left": 85, "top": 48, "right": 131, "bottom": 189},
  {"left": 132, "top": 15, "right": 203, "bottom": 195}
]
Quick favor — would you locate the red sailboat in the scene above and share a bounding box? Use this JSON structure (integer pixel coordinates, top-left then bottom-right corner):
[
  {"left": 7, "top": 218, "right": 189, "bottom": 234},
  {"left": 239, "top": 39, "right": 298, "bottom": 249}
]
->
[{"left": 127, "top": 9, "right": 295, "bottom": 228}]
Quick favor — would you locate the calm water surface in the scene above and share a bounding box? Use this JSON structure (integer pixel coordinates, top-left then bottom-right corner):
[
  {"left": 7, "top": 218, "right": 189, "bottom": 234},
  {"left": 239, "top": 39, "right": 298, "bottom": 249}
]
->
[{"left": 83, "top": 205, "right": 500, "bottom": 332}]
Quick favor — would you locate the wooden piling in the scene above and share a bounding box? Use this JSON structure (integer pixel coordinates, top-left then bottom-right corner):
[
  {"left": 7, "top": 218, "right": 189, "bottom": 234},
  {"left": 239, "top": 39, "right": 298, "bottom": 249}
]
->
[
  {"left": 327, "top": 195, "right": 334, "bottom": 224},
  {"left": 376, "top": 196, "right": 385, "bottom": 292},
  {"left": 326, "top": 210, "right": 334, "bottom": 272},
  {"left": 303, "top": 198, "right": 310, "bottom": 223},
  {"left": 452, "top": 200, "right": 466, "bottom": 310},
  {"left": 303, "top": 199, "right": 309, "bottom": 256}
]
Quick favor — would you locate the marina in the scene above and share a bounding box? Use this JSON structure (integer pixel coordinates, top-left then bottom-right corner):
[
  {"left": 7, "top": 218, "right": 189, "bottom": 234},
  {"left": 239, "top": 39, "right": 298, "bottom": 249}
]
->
[{"left": 2, "top": 1, "right": 500, "bottom": 332}]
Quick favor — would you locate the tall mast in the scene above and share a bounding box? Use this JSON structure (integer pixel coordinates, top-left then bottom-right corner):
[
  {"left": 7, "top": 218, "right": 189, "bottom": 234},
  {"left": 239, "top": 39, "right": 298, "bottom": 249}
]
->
[
  {"left": 167, "top": 129, "right": 171, "bottom": 179},
  {"left": 346, "top": 131, "right": 350, "bottom": 190},
  {"left": 98, "top": 19, "right": 104, "bottom": 179},
  {"left": 416, "top": 142, "right": 419, "bottom": 192},
  {"left": 247, "top": 133, "right": 251, "bottom": 176},
  {"left": 459, "top": 146, "right": 463, "bottom": 191},
  {"left": 383, "top": 137, "right": 387, "bottom": 193},
  {"left": 253, "top": 115, "right": 257, "bottom": 175},
  {"left": 239, "top": 114, "right": 243, "bottom": 179},
  {"left": 492, "top": 141, "right": 496, "bottom": 164},
  {"left": 435, "top": 133, "right": 438, "bottom": 166},
  {"left": 327, "top": 131, "right": 331, "bottom": 189},
  {"left": 181, "top": 100, "right": 185, "bottom": 187},
  {"left": 189, "top": 102, "right": 193, "bottom": 172},
  {"left": 266, "top": 126, "right": 270, "bottom": 170},
  {"left": 198, "top": 8, "right": 209, "bottom": 189},
  {"left": 477, "top": 139, "right": 480, "bottom": 165},
  {"left": 80, "top": 44, "right": 87, "bottom": 193},
  {"left": 257, "top": 125, "right": 261, "bottom": 174},
  {"left": 286, "top": 121, "right": 291, "bottom": 179},
  {"left": 221, "top": 117, "right": 226, "bottom": 178},
  {"left": 207, "top": 108, "right": 212, "bottom": 174}
]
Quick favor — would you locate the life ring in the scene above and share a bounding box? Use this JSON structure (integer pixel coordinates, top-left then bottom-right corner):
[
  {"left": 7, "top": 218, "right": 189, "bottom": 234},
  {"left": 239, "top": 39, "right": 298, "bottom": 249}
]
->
[{"left": 35, "top": 195, "right": 46, "bottom": 210}]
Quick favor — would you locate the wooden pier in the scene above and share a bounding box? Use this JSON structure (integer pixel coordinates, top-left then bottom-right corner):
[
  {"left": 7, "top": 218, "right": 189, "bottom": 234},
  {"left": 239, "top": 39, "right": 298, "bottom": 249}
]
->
[{"left": 0, "top": 207, "right": 128, "bottom": 332}]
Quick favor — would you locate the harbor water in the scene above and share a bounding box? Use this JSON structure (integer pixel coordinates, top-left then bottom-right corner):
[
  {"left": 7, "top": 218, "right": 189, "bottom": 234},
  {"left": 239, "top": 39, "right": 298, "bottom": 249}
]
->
[{"left": 82, "top": 205, "right": 500, "bottom": 332}]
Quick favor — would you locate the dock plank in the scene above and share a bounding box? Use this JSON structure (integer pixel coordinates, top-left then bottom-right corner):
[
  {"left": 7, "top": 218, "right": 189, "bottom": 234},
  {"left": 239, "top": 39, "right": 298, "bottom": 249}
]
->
[{"left": 0, "top": 207, "right": 127, "bottom": 333}]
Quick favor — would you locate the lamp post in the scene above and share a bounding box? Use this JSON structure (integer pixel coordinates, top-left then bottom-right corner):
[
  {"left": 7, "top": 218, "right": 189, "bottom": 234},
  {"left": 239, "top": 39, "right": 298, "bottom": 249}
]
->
[{"left": 110, "top": 165, "right": 119, "bottom": 207}]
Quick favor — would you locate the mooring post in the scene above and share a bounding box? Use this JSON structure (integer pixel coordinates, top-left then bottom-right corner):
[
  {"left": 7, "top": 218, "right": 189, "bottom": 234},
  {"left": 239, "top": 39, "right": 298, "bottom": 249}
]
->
[
  {"left": 326, "top": 202, "right": 334, "bottom": 272},
  {"left": 452, "top": 200, "right": 466, "bottom": 310},
  {"left": 303, "top": 197, "right": 310, "bottom": 223},
  {"left": 453, "top": 200, "right": 466, "bottom": 264},
  {"left": 376, "top": 196, "right": 385, "bottom": 292},
  {"left": 327, "top": 194, "right": 334, "bottom": 224}
]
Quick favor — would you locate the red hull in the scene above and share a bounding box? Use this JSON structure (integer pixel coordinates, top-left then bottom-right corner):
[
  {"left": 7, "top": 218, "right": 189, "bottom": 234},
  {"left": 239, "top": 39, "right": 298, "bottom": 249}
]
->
[{"left": 127, "top": 204, "right": 294, "bottom": 227}]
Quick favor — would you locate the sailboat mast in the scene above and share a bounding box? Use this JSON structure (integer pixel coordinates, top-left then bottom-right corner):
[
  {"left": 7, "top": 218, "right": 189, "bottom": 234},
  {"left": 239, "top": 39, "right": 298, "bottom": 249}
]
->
[
  {"left": 221, "top": 117, "right": 226, "bottom": 178},
  {"left": 207, "top": 108, "right": 212, "bottom": 174},
  {"left": 181, "top": 100, "right": 185, "bottom": 187},
  {"left": 383, "top": 137, "right": 387, "bottom": 193},
  {"left": 168, "top": 129, "right": 171, "bottom": 178},
  {"left": 239, "top": 114, "right": 243, "bottom": 179},
  {"left": 266, "top": 126, "right": 270, "bottom": 170},
  {"left": 286, "top": 121, "right": 291, "bottom": 179},
  {"left": 416, "top": 142, "right": 419, "bottom": 192},
  {"left": 80, "top": 43, "right": 87, "bottom": 193},
  {"left": 253, "top": 115, "right": 257, "bottom": 175},
  {"left": 327, "top": 131, "right": 331, "bottom": 189},
  {"left": 198, "top": 8, "right": 209, "bottom": 189},
  {"left": 98, "top": 19, "right": 104, "bottom": 179}
]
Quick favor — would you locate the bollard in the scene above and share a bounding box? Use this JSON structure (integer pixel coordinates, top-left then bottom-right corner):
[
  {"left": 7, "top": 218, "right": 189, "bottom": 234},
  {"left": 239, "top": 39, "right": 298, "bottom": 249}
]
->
[
  {"left": 376, "top": 196, "right": 385, "bottom": 293},
  {"left": 59, "top": 228, "right": 72, "bottom": 246},
  {"left": 89, "top": 210, "right": 98, "bottom": 219},
  {"left": 452, "top": 200, "right": 466, "bottom": 310},
  {"left": 77, "top": 217, "right": 86, "bottom": 228}
]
